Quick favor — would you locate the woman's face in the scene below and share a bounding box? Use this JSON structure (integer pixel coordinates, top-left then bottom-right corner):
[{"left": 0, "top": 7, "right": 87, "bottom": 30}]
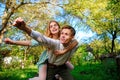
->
[{"left": 49, "top": 22, "right": 60, "bottom": 34}]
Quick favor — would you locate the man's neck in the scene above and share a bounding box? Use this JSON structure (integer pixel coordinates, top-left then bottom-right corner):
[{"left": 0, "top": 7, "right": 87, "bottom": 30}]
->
[
  {"left": 62, "top": 40, "right": 73, "bottom": 48},
  {"left": 63, "top": 43, "right": 70, "bottom": 48}
]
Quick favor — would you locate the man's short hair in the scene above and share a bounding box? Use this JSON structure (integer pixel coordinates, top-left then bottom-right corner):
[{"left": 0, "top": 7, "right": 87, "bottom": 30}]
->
[{"left": 61, "top": 25, "right": 76, "bottom": 36}]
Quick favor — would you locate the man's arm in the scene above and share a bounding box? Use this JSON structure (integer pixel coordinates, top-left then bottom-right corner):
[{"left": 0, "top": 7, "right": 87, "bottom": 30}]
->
[
  {"left": 4, "top": 38, "right": 42, "bottom": 47},
  {"left": 31, "top": 30, "right": 58, "bottom": 48},
  {"left": 4, "top": 38, "right": 31, "bottom": 46},
  {"left": 13, "top": 17, "right": 32, "bottom": 35},
  {"left": 13, "top": 17, "right": 58, "bottom": 48}
]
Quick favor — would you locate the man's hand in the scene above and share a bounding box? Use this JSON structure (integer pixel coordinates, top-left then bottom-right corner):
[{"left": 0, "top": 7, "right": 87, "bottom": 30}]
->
[
  {"left": 13, "top": 17, "right": 26, "bottom": 30},
  {"left": 4, "top": 38, "right": 14, "bottom": 44},
  {"left": 13, "top": 17, "right": 32, "bottom": 35}
]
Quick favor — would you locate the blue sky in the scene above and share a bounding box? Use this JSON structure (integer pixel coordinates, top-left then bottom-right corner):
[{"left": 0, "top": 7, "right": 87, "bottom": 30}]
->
[{"left": 0, "top": 3, "right": 5, "bottom": 27}]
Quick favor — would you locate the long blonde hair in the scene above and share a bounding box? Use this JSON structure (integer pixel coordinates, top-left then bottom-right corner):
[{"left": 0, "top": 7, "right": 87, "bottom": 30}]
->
[{"left": 45, "top": 20, "right": 60, "bottom": 39}]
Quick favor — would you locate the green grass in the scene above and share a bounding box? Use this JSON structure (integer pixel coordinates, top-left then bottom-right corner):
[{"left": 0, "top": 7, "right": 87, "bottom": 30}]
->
[
  {"left": 72, "top": 59, "right": 119, "bottom": 80},
  {"left": 0, "top": 65, "right": 38, "bottom": 80},
  {"left": 0, "top": 58, "right": 119, "bottom": 80},
  {"left": 0, "top": 69, "right": 37, "bottom": 80}
]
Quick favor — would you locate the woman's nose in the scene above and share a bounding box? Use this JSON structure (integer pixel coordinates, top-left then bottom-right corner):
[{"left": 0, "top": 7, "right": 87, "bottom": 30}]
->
[{"left": 53, "top": 26, "right": 56, "bottom": 28}]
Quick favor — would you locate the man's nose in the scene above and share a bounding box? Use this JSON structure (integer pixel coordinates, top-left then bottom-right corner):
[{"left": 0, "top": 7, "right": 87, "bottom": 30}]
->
[{"left": 62, "top": 35, "right": 65, "bottom": 38}]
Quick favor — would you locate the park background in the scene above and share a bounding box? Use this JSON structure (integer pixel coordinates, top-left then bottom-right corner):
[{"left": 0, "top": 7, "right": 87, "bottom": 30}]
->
[{"left": 0, "top": 0, "right": 120, "bottom": 80}]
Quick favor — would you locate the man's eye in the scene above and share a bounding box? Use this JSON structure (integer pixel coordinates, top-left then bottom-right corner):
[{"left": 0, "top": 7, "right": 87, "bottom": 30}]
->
[{"left": 65, "top": 33, "right": 68, "bottom": 35}]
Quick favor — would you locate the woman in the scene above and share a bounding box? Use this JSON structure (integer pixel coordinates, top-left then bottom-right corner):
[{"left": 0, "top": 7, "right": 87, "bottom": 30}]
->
[{"left": 4, "top": 20, "right": 78, "bottom": 80}]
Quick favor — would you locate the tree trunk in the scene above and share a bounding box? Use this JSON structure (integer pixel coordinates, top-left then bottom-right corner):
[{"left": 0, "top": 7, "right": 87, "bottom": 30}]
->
[
  {"left": 0, "top": 13, "right": 12, "bottom": 43},
  {"left": 0, "top": 1, "right": 25, "bottom": 43},
  {"left": 111, "top": 31, "right": 116, "bottom": 54}
]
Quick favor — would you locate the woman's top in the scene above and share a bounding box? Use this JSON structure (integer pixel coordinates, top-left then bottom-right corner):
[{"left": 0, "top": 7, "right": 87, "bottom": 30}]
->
[{"left": 31, "top": 39, "right": 48, "bottom": 68}]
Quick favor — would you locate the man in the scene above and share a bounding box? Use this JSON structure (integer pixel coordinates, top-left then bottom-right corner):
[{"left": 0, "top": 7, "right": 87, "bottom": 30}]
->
[{"left": 13, "top": 17, "right": 78, "bottom": 80}]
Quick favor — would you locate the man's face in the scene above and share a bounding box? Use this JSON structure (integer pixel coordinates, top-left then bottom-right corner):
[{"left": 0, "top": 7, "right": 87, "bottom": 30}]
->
[{"left": 60, "top": 29, "right": 74, "bottom": 44}]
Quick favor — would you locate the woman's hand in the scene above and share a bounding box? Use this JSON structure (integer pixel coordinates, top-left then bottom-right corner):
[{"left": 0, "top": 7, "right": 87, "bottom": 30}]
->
[{"left": 54, "top": 50, "right": 65, "bottom": 56}]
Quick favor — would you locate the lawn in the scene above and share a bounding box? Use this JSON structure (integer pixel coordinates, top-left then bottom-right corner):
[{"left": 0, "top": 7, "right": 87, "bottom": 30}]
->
[
  {"left": 0, "top": 58, "right": 119, "bottom": 80},
  {"left": 72, "top": 59, "right": 118, "bottom": 80},
  {"left": 0, "top": 65, "right": 38, "bottom": 80}
]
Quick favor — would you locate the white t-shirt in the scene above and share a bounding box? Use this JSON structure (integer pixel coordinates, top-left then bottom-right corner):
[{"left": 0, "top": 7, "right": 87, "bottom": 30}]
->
[{"left": 31, "top": 30, "right": 78, "bottom": 66}]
